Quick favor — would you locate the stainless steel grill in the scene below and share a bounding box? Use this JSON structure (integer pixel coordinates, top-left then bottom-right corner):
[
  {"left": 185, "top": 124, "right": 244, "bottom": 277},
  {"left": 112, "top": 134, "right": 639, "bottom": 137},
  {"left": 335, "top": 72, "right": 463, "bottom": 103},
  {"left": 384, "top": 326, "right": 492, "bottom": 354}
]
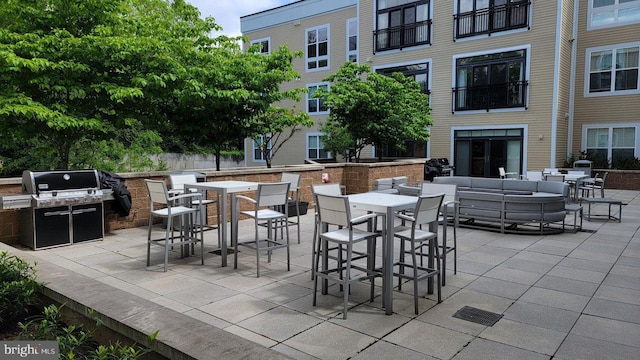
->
[{"left": 1, "top": 170, "right": 107, "bottom": 250}]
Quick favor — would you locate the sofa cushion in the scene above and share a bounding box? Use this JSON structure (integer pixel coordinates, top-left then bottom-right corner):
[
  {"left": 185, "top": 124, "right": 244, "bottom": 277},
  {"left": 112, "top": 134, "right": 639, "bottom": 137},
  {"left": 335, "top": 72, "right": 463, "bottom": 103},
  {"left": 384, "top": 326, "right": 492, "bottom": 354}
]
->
[
  {"left": 502, "top": 180, "right": 537, "bottom": 193},
  {"left": 433, "top": 176, "right": 472, "bottom": 188},
  {"left": 470, "top": 178, "right": 504, "bottom": 190},
  {"left": 536, "top": 181, "right": 570, "bottom": 198},
  {"left": 374, "top": 178, "right": 393, "bottom": 190}
]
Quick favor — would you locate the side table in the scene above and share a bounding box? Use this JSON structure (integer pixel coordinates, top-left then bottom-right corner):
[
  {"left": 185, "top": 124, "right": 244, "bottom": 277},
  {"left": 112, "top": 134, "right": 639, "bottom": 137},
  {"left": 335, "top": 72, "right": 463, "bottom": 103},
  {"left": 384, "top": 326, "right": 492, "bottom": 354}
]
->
[{"left": 581, "top": 197, "right": 624, "bottom": 222}]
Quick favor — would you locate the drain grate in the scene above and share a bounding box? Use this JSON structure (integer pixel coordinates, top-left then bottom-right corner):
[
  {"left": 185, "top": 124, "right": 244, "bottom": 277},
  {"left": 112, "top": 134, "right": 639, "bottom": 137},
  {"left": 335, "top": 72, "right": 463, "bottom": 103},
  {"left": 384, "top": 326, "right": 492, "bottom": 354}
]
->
[
  {"left": 580, "top": 229, "right": 597, "bottom": 233},
  {"left": 452, "top": 306, "right": 503, "bottom": 326},
  {"left": 209, "top": 248, "right": 236, "bottom": 255}
]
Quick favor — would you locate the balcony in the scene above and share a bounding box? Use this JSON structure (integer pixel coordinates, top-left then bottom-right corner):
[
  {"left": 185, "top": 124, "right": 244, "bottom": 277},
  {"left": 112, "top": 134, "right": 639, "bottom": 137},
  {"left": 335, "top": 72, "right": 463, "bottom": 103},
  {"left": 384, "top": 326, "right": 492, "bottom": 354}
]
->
[
  {"left": 454, "top": 0, "right": 530, "bottom": 39},
  {"left": 452, "top": 80, "right": 528, "bottom": 112},
  {"left": 373, "top": 19, "right": 431, "bottom": 53}
]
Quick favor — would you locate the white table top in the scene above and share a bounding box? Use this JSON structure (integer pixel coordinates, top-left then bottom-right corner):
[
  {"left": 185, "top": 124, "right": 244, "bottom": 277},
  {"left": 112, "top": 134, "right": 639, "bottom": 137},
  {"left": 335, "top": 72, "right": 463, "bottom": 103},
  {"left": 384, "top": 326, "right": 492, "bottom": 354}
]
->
[
  {"left": 186, "top": 181, "right": 258, "bottom": 193},
  {"left": 348, "top": 192, "right": 418, "bottom": 212},
  {"left": 562, "top": 174, "right": 589, "bottom": 182}
]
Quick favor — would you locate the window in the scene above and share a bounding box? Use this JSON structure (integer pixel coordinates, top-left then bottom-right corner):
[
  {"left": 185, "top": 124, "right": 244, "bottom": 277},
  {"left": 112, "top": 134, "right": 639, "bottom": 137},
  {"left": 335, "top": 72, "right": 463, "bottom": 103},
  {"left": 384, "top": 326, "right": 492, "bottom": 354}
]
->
[
  {"left": 454, "top": 48, "right": 528, "bottom": 111},
  {"left": 377, "top": 62, "right": 430, "bottom": 94},
  {"left": 589, "top": 0, "right": 640, "bottom": 29},
  {"left": 306, "top": 25, "right": 329, "bottom": 71},
  {"left": 376, "top": 62, "right": 430, "bottom": 158},
  {"left": 307, "top": 133, "right": 331, "bottom": 159},
  {"left": 584, "top": 125, "right": 638, "bottom": 167},
  {"left": 307, "top": 83, "right": 329, "bottom": 114},
  {"left": 253, "top": 135, "right": 271, "bottom": 162},
  {"left": 374, "top": 0, "right": 431, "bottom": 52},
  {"left": 454, "top": 0, "right": 530, "bottom": 39},
  {"left": 587, "top": 43, "right": 639, "bottom": 96},
  {"left": 347, "top": 18, "right": 358, "bottom": 63},
  {"left": 250, "top": 37, "right": 270, "bottom": 54}
]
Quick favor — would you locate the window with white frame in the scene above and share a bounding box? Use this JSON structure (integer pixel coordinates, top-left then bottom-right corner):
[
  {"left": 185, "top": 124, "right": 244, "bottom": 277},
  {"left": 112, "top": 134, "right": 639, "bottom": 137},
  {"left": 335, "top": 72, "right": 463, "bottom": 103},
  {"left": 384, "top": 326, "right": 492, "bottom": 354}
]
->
[
  {"left": 454, "top": 48, "right": 528, "bottom": 111},
  {"left": 375, "top": 0, "right": 431, "bottom": 52},
  {"left": 307, "top": 83, "right": 329, "bottom": 114},
  {"left": 584, "top": 125, "right": 638, "bottom": 167},
  {"left": 588, "top": 0, "right": 640, "bottom": 29},
  {"left": 586, "top": 42, "right": 639, "bottom": 95},
  {"left": 250, "top": 37, "right": 270, "bottom": 54},
  {"left": 347, "top": 18, "right": 358, "bottom": 63},
  {"left": 377, "top": 62, "right": 430, "bottom": 94},
  {"left": 306, "top": 25, "right": 329, "bottom": 71},
  {"left": 253, "top": 135, "right": 271, "bottom": 162},
  {"left": 307, "top": 133, "right": 331, "bottom": 159}
]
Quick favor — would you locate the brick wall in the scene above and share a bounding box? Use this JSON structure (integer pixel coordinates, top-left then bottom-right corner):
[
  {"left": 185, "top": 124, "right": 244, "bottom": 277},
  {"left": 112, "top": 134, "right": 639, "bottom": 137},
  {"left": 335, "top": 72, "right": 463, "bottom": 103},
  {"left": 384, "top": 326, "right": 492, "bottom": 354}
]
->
[{"left": 0, "top": 160, "right": 425, "bottom": 246}]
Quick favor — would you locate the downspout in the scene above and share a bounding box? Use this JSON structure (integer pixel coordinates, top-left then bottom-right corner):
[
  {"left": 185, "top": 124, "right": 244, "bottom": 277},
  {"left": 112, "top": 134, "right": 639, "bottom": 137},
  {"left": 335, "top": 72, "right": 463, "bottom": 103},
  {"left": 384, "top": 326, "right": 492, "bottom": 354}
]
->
[
  {"left": 550, "top": 0, "right": 565, "bottom": 168},
  {"left": 567, "top": 0, "right": 580, "bottom": 158}
]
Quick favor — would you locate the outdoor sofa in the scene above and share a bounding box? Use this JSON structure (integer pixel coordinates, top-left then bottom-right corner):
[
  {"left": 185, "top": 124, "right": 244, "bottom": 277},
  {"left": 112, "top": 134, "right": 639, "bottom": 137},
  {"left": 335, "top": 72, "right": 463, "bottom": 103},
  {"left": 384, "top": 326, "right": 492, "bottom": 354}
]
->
[{"left": 432, "top": 176, "right": 570, "bottom": 234}]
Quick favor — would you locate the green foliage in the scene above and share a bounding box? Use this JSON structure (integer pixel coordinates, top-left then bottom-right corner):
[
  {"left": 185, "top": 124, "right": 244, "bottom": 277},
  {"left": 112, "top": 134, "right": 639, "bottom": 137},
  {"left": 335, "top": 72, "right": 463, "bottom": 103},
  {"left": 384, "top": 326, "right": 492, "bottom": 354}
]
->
[
  {"left": 0, "top": 251, "right": 42, "bottom": 323},
  {"left": 564, "top": 151, "right": 610, "bottom": 169},
  {"left": 249, "top": 105, "right": 313, "bottom": 168},
  {"left": 314, "top": 62, "right": 432, "bottom": 162},
  {"left": 614, "top": 157, "right": 640, "bottom": 170},
  {"left": 19, "top": 303, "right": 155, "bottom": 360},
  {"left": 70, "top": 127, "right": 165, "bottom": 172},
  {"left": 319, "top": 120, "right": 353, "bottom": 160},
  {"left": 0, "top": 0, "right": 221, "bottom": 173}
]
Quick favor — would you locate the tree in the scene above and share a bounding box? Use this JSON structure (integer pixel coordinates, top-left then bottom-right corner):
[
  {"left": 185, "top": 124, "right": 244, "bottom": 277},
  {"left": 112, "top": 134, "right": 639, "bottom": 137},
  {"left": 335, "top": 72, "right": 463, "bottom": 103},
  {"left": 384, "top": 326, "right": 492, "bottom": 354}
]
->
[
  {"left": 170, "top": 42, "right": 311, "bottom": 170},
  {"left": 314, "top": 62, "right": 433, "bottom": 162},
  {"left": 250, "top": 106, "right": 312, "bottom": 168},
  {"left": 0, "top": 0, "right": 206, "bottom": 173}
]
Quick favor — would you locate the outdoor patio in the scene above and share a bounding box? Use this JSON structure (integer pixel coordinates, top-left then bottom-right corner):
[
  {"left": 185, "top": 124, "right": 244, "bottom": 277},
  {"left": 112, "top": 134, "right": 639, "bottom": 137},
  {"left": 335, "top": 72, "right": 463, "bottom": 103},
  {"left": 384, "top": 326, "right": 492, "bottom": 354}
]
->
[{"left": 2, "top": 188, "right": 639, "bottom": 360}]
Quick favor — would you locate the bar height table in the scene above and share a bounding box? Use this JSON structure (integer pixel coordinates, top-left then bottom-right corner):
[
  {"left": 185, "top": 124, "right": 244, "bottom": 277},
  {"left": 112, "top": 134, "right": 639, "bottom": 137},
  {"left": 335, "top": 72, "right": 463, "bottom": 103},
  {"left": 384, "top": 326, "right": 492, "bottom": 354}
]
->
[
  {"left": 348, "top": 192, "right": 418, "bottom": 315},
  {"left": 185, "top": 181, "right": 259, "bottom": 267}
]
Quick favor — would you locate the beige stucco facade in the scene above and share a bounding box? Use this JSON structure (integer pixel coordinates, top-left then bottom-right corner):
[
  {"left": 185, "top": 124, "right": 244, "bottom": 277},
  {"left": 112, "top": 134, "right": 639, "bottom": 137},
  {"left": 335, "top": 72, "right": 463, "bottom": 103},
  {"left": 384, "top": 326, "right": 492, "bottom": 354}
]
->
[{"left": 241, "top": 0, "right": 639, "bottom": 176}]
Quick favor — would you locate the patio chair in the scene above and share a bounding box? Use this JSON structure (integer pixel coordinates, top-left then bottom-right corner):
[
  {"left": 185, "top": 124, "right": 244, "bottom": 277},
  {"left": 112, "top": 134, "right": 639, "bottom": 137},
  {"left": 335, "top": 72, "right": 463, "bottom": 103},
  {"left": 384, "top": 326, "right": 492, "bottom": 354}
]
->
[
  {"left": 268, "top": 172, "right": 301, "bottom": 244},
  {"left": 234, "top": 182, "right": 291, "bottom": 277},
  {"left": 168, "top": 174, "right": 220, "bottom": 240},
  {"left": 313, "top": 193, "right": 381, "bottom": 319},
  {"left": 310, "top": 183, "right": 344, "bottom": 280},
  {"left": 145, "top": 179, "right": 204, "bottom": 272},
  {"left": 499, "top": 167, "right": 517, "bottom": 179},
  {"left": 521, "top": 170, "right": 543, "bottom": 181},
  {"left": 393, "top": 193, "right": 444, "bottom": 314},
  {"left": 544, "top": 174, "right": 565, "bottom": 182},
  {"left": 580, "top": 172, "right": 608, "bottom": 198},
  {"left": 421, "top": 183, "right": 459, "bottom": 286}
]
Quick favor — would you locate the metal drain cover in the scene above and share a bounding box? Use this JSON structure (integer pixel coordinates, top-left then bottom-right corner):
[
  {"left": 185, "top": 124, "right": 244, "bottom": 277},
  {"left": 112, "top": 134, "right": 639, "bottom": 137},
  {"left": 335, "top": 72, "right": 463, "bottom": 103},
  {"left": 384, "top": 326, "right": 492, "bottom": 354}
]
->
[
  {"left": 209, "top": 249, "right": 235, "bottom": 255},
  {"left": 452, "top": 306, "right": 503, "bottom": 326}
]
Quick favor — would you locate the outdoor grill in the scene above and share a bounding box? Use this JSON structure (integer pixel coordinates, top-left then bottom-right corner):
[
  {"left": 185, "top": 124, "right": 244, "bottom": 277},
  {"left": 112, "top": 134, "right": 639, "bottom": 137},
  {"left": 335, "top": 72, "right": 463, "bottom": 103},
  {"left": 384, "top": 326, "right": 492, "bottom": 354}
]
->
[{"left": 1, "top": 170, "right": 107, "bottom": 249}]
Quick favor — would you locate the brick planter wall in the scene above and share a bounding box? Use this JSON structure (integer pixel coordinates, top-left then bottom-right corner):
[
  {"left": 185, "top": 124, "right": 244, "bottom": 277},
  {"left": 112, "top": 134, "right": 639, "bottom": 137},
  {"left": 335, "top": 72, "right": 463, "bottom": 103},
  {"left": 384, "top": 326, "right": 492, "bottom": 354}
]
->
[
  {"left": 0, "top": 159, "right": 425, "bottom": 246},
  {"left": 596, "top": 170, "right": 640, "bottom": 190}
]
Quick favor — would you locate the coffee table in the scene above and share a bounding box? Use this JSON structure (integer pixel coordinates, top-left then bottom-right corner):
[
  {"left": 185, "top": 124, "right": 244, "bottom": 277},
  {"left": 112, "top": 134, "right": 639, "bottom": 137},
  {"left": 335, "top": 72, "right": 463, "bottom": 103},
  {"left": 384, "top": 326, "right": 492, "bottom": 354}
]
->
[{"left": 581, "top": 197, "right": 624, "bottom": 222}]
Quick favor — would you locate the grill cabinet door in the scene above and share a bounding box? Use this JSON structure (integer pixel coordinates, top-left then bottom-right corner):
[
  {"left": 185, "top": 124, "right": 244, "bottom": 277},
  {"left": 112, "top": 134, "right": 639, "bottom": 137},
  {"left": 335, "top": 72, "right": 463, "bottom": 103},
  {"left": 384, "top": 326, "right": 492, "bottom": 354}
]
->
[
  {"left": 72, "top": 203, "right": 104, "bottom": 243},
  {"left": 33, "top": 206, "right": 71, "bottom": 249}
]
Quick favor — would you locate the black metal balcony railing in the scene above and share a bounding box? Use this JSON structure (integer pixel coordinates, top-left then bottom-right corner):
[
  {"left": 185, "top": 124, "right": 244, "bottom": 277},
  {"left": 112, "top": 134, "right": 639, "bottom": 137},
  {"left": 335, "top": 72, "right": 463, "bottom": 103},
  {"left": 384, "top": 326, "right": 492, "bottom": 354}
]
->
[
  {"left": 452, "top": 81, "right": 528, "bottom": 112},
  {"left": 373, "top": 20, "right": 431, "bottom": 53},
  {"left": 454, "top": 0, "right": 530, "bottom": 39}
]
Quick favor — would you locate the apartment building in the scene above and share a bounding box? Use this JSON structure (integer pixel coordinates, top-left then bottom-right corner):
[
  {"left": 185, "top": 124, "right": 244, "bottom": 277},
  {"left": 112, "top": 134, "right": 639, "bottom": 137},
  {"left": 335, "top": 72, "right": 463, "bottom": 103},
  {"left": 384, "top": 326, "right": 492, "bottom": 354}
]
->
[{"left": 240, "top": 0, "right": 640, "bottom": 178}]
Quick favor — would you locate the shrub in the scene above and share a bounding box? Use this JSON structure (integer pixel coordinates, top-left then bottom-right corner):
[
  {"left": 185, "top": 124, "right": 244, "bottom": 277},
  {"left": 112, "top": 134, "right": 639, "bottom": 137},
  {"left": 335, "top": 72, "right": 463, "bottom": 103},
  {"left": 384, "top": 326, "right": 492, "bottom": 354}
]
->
[
  {"left": 614, "top": 157, "right": 640, "bottom": 170},
  {"left": 0, "top": 251, "right": 42, "bottom": 323},
  {"left": 19, "top": 304, "right": 156, "bottom": 360}
]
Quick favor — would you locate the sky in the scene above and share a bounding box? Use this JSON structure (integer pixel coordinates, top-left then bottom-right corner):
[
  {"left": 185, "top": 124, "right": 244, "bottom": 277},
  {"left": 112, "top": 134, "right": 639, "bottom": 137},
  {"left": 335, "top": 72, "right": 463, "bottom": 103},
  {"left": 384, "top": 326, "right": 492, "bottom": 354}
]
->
[{"left": 187, "top": 0, "right": 298, "bottom": 37}]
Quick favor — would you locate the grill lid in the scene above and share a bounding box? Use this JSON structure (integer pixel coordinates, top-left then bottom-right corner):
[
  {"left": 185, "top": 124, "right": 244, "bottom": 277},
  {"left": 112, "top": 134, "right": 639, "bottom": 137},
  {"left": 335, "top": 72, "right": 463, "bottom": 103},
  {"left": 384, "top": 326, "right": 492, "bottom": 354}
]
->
[{"left": 23, "top": 170, "right": 100, "bottom": 195}]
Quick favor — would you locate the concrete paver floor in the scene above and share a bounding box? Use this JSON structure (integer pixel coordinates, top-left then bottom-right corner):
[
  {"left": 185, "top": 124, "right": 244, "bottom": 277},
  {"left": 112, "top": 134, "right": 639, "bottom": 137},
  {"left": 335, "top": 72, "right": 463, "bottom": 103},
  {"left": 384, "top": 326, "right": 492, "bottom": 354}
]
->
[{"left": 2, "top": 188, "right": 639, "bottom": 359}]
